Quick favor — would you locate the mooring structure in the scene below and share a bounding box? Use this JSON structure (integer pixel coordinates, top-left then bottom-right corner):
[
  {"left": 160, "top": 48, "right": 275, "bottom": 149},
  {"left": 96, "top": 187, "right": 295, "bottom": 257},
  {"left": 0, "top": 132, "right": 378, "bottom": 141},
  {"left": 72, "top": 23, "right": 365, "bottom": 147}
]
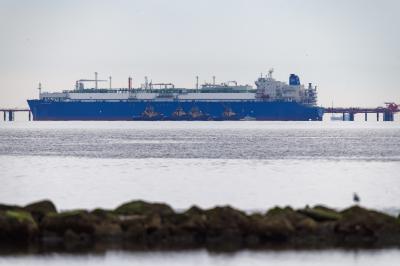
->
[
  {"left": 1, "top": 103, "right": 398, "bottom": 122},
  {"left": 323, "top": 103, "right": 398, "bottom": 121},
  {"left": 0, "top": 108, "right": 32, "bottom": 121}
]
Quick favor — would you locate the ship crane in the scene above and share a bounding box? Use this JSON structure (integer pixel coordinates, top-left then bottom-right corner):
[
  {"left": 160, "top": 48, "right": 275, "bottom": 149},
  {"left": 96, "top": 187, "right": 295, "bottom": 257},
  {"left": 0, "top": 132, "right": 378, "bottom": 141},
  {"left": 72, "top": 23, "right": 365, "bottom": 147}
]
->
[
  {"left": 226, "top": 81, "right": 238, "bottom": 86},
  {"left": 149, "top": 82, "right": 175, "bottom": 89},
  {"left": 75, "top": 79, "right": 108, "bottom": 90},
  {"left": 75, "top": 72, "right": 108, "bottom": 90}
]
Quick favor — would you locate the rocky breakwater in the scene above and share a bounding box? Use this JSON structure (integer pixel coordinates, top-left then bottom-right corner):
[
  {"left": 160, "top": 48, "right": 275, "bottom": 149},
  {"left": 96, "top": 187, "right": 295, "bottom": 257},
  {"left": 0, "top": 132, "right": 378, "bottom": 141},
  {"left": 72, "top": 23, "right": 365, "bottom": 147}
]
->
[{"left": 1, "top": 200, "right": 400, "bottom": 251}]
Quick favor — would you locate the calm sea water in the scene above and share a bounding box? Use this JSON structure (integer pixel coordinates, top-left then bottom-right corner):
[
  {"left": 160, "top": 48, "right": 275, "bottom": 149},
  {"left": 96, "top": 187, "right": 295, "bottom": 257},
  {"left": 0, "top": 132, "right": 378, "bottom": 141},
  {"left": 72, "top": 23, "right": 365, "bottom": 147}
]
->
[
  {"left": 1, "top": 249, "right": 400, "bottom": 266},
  {"left": 1, "top": 120, "right": 400, "bottom": 265}
]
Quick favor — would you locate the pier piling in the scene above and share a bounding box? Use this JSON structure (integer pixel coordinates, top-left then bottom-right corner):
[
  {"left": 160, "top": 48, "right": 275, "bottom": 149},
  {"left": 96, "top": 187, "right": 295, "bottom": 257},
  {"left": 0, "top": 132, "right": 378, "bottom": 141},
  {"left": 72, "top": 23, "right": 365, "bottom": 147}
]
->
[
  {"left": 383, "top": 112, "right": 394, "bottom": 122},
  {"left": 8, "top": 111, "right": 13, "bottom": 121}
]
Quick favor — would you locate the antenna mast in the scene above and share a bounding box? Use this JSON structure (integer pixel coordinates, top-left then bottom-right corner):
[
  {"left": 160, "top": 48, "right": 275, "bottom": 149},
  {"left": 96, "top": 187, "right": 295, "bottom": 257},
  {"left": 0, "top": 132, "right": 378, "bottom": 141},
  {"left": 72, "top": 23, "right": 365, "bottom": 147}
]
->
[
  {"left": 38, "top": 82, "right": 42, "bottom": 98},
  {"left": 95, "top": 72, "right": 98, "bottom": 89},
  {"left": 268, "top": 68, "right": 274, "bottom": 79},
  {"left": 144, "top": 76, "right": 148, "bottom": 90}
]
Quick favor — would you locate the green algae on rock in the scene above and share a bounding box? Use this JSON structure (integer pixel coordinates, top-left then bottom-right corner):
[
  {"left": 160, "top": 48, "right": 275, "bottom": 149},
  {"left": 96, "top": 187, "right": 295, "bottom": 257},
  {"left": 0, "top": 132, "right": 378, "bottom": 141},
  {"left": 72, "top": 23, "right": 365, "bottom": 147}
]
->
[
  {"left": 0, "top": 210, "right": 38, "bottom": 242},
  {"left": 114, "top": 200, "right": 174, "bottom": 216},
  {"left": 24, "top": 200, "right": 57, "bottom": 223}
]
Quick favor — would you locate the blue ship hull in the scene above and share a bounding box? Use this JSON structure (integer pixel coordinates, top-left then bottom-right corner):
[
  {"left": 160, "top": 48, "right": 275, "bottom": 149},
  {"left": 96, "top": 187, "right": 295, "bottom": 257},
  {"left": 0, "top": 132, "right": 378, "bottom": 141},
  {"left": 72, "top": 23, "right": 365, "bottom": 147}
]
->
[{"left": 27, "top": 100, "right": 324, "bottom": 121}]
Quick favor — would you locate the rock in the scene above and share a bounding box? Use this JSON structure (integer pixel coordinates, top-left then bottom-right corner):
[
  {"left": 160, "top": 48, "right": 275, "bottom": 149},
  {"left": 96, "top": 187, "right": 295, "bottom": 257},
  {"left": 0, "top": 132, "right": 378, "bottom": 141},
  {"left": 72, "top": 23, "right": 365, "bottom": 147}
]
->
[
  {"left": 2, "top": 200, "right": 400, "bottom": 250},
  {"left": 161, "top": 212, "right": 201, "bottom": 246},
  {"left": 202, "top": 206, "right": 249, "bottom": 246},
  {"left": 266, "top": 206, "right": 317, "bottom": 233},
  {"left": 114, "top": 200, "right": 174, "bottom": 216},
  {"left": 91, "top": 208, "right": 118, "bottom": 221},
  {"left": 91, "top": 209, "right": 122, "bottom": 239},
  {"left": 335, "top": 206, "right": 400, "bottom": 245},
  {"left": 266, "top": 206, "right": 294, "bottom": 216},
  {"left": 120, "top": 215, "right": 147, "bottom": 241},
  {"left": 249, "top": 213, "right": 295, "bottom": 242},
  {"left": 93, "top": 222, "right": 122, "bottom": 240},
  {"left": 24, "top": 200, "right": 57, "bottom": 223},
  {"left": 121, "top": 212, "right": 187, "bottom": 245},
  {"left": 40, "top": 210, "right": 97, "bottom": 236},
  {"left": 298, "top": 205, "right": 341, "bottom": 222},
  {"left": 185, "top": 205, "right": 205, "bottom": 216},
  {"left": 296, "top": 218, "right": 319, "bottom": 232},
  {"left": 63, "top": 229, "right": 93, "bottom": 251},
  {"left": 41, "top": 209, "right": 124, "bottom": 241},
  {"left": 180, "top": 206, "right": 207, "bottom": 233},
  {"left": 0, "top": 210, "right": 38, "bottom": 243},
  {"left": 64, "top": 229, "right": 80, "bottom": 242},
  {"left": 204, "top": 206, "right": 249, "bottom": 233},
  {"left": 0, "top": 203, "right": 23, "bottom": 212}
]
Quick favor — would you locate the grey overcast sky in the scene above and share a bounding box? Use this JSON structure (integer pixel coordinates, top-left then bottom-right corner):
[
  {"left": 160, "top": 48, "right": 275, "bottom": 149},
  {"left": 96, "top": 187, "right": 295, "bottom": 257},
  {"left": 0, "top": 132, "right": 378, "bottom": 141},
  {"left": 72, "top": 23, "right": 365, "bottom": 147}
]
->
[{"left": 0, "top": 0, "right": 399, "bottom": 108}]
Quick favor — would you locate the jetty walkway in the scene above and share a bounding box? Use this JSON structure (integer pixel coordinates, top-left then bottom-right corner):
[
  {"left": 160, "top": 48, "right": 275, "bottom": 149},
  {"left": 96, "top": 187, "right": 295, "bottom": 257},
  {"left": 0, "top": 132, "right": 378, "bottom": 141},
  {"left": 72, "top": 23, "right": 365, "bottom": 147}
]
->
[{"left": 323, "top": 103, "right": 399, "bottom": 121}]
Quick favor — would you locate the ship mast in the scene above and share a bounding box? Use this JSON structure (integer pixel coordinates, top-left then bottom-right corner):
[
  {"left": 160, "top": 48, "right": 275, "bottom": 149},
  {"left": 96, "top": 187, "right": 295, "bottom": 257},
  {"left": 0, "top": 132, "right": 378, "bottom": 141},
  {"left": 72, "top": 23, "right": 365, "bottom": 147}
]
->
[
  {"left": 95, "top": 72, "right": 98, "bottom": 90},
  {"left": 268, "top": 68, "right": 274, "bottom": 79},
  {"left": 38, "top": 82, "right": 42, "bottom": 99}
]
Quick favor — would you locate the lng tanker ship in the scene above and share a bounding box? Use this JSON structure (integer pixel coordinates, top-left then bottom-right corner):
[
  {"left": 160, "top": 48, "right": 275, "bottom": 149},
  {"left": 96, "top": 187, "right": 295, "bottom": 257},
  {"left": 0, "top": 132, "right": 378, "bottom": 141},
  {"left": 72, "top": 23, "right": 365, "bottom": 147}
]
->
[{"left": 27, "top": 69, "right": 323, "bottom": 121}]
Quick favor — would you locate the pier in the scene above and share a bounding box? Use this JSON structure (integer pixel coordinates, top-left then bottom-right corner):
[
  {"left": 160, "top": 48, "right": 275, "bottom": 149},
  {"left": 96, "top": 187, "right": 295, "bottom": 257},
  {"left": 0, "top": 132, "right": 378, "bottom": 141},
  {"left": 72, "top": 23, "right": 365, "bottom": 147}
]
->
[
  {"left": 0, "top": 108, "right": 31, "bottom": 121},
  {"left": 323, "top": 103, "right": 399, "bottom": 121}
]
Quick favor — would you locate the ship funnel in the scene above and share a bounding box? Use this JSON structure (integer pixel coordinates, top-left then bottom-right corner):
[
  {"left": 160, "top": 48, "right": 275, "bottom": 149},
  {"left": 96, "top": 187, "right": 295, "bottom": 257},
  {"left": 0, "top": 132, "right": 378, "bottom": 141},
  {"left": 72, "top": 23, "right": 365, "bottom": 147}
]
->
[{"left": 289, "top": 74, "right": 300, "bottom": 86}]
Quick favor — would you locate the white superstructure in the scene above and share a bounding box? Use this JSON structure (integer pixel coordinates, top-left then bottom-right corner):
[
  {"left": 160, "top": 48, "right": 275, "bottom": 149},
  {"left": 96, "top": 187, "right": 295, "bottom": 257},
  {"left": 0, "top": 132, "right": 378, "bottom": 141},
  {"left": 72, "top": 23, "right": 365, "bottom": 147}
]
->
[
  {"left": 38, "top": 70, "right": 317, "bottom": 105},
  {"left": 254, "top": 69, "right": 317, "bottom": 105}
]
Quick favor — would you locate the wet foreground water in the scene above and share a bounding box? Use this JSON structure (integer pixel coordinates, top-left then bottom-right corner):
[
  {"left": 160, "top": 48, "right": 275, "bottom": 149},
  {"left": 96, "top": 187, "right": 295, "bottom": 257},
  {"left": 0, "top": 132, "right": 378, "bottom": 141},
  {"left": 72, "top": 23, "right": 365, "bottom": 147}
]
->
[{"left": 1, "top": 249, "right": 400, "bottom": 266}]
